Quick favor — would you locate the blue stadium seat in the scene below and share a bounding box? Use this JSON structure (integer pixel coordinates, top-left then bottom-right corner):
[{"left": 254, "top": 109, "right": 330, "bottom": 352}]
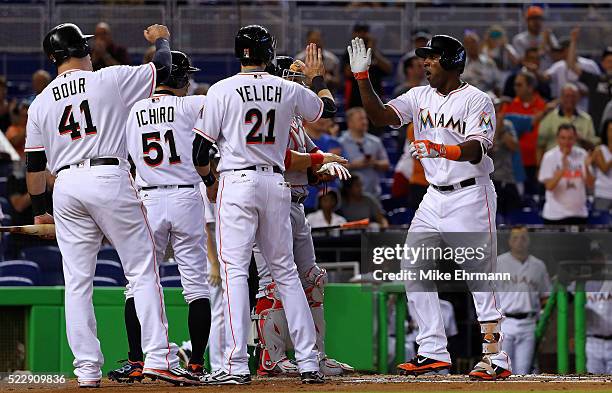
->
[
  {"left": 1, "top": 214, "right": 11, "bottom": 226},
  {"left": 380, "top": 178, "right": 393, "bottom": 195},
  {"left": 0, "top": 196, "right": 11, "bottom": 215},
  {"left": 160, "top": 262, "right": 179, "bottom": 278},
  {"left": 21, "top": 246, "right": 63, "bottom": 285},
  {"left": 588, "top": 211, "right": 611, "bottom": 226},
  {"left": 388, "top": 207, "right": 415, "bottom": 225},
  {"left": 93, "top": 276, "right": 119, "bottom": 287},
  {"left": 0, "top": 276, "right": 34, "bottom": 286},
  {"left": 95, "top": 260, "right": 125, "bottom": 285},
  {"left": 0, "top": 260, "right": 40, "bottom": 285},
  {"left": 505, "top": 208, "right": 543, "bottom": 225},
  {"left": 97, "top": 246, "right": 120, "bottom": 263},
  {"left": 160, "top": 276, "right": 182, "bottom": 288}
]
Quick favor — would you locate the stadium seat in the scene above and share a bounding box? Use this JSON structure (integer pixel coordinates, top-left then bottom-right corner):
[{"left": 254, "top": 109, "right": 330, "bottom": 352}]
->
[
  {"left": 505, "top": 208, "right": 543, "bottom": 225},
  {"left": 0, "top": 276, "right": 34, "bottom": 286},
  {"left": 0, "top": 196, "right": 11, "bottom": 215},
  {"left": 95, "top": 260, "right": 125, "bottom": 285},
  {"left": 0, "top": 260, "right": 40, "bottom": 285},
  {"left": 97, "top": 246, "right": 121, "bottom": 263},
  {"left": 21, "top": 246, "right": 63, "bottom": 285},
  {"left": 160, "top": 275, "right": 182, "bottom": 288},
  {"left": 93, "top": 276, "right": 119, "bottom": 287},
  {"left": 1, "top": 214, "right": 11, "bottom": 226},
  {"left": 588, "top": 211, "right": 611, "bottom": 226},
  {"left": 380, "top": 178, "right": 394, "bottom": 195},
  {"left": 388, "top": 207, "right": 415, "bottom": 225},
  {"left": 160, "top": 261, "right": 179, "bottom": 278}
]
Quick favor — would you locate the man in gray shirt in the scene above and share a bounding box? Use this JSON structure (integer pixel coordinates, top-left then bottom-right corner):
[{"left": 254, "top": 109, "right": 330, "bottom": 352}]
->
[{"left": 339, "top": 107, "right": 390, "bottom": 196}]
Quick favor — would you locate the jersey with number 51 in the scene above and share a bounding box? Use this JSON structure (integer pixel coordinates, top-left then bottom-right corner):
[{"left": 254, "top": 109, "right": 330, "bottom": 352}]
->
[
  {"left": 126, "top": 94, "right": 206, "bottom": 188},
  {"left": 194, "top": 71, "right": 324, "bottom": 172},
  {"left": 25, "top": 64, "right": 157, "bottom": 174}
]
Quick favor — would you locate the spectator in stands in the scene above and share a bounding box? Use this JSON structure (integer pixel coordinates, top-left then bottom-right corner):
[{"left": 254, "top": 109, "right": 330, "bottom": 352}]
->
[
  {"left": 511, "top": 6, "right": 558, "bottom": 70},
  {"left": 462, "top": 30, "right": 501, "bottom": 93},
  {"left": 496, "top": 227, "right": 551, "bottom": 375},
  {"left": 503, "top": 47, "right": 552, "bottom": 100},
  {"left": 0, "top": 77, "right": 13, "bottom": 133},
  {"left": 305, "top": 118, "right": 343, "bottom": 155},
  {"left": 340, "top": 107, "right": 390, "bottom": 197},
  {"left": 395, "top": 29, "right": 431, "bottom": 84},
  {"left": 481, "top": 25, "right": 519, "bottom": 74},
  {"left": 340, "top": 175, "right": 388, "bottom": 228},
  {"left": 296, "top": 29, "right": 341, "bottom": 93},
  {"left": 538, "top": 123, "right": 593, "bottom": 225},
  {"left": 602, "top": 100, "right": 612, "bottom": 128},
  {"left": 343, "top": 23, "right": 392, "bottom": 109},
  {"left": 491, "top": 95, "right": 521, "bottom": 215},
  {"left": 91, "top": 22, "right": 130, "bottom": 71},
  {"left": 392, "top": 55, "right": 425, "bottom": 97},
  {"left": 391, "top": 124, "right": 427, "bottom": 210},
  {"left": 544, "top": 36, "right": 600, "bottom": 110},
  {"left": 25, "top": 70, "right": 51, "bottom": 104},
  {"left": 592, "top": 119, "right": 612, "bottom": 211},
  {"left": 502, "top": 71, "right": 547, "bottom": 194},
  {"left": 306, "top": 189, "right": 346, "bottom": 229},
  {"left": 567, "top": 28, "right": 612, "bottom": 132},
  {"left": 537, "top": 83, "right": 598, "bottom": 162},
  {"left": 5, "top": 101, "right": 28, "bottom": 159}
]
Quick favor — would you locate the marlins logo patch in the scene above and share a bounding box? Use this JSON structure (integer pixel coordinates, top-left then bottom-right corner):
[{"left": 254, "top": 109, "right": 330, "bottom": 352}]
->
[{"left": 478, "top": 111, "right": 492, "bottom": 131}]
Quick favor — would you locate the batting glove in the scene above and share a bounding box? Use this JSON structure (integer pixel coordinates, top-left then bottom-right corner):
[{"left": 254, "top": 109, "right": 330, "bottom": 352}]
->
[
  {"left": 317, "top": 162, "right": 351, "bottom": 181},
  {"left": 347, "top": 38, "right": 372, "bottom": 74},
  {"left": 410, "top": 140, "right": 446, "bottom": 159}
]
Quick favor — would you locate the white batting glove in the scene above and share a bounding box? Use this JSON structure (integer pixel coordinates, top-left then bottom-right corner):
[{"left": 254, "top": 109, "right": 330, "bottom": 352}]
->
[
  {"left": 409, "top": 141, "right": 442, "bottom": 159},
  {"left": 347, "top": 38, "right": 372, "bottom": 73},
  {"left": 317, "top": 162, "right": 352, "bottom": 181}
]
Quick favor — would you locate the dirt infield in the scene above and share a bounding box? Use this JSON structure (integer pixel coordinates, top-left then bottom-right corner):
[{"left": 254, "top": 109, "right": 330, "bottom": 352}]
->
[{"left": 3, "top": 374, "right": 612, "bottom": 393}]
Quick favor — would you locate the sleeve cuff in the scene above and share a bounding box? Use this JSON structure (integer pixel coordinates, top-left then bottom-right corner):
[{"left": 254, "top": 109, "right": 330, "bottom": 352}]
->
[
  {"left": 25, "top": 146, "right": 45, "bottom": 152},
  {"left": 193, "top": 127, "right": 216, "bottom": 143},
  {"left": 305, "top": 98, "right": 324, "bottom": 123},
  {"left": 148, "top": 63, "right": 157, "bottom": 98},
  {"left": 385, "top": 103, "right": 404, "bottom": 129}
]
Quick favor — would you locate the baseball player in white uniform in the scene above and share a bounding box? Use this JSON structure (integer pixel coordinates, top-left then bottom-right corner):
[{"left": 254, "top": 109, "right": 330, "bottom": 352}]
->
[
  {"left": 107, "top": 51, "right": 211, "bottom": 382},
  {"left": 584, "top": 281, "right": 612, "bottom": 374},
  {"left": 195, "top": 25, "right": 343, "bottom": 385},
  {"left": 252, "top": 56, "right": 353, "bottom": 377},
  {"left": 347, "top": 35, "right": 511, "bottom": 380},
  {"left": 25, "top": 23, "right": 197, "bottom": 386},
  {"left": 496, "top": 227, "right": 551, "bottom": 375}
]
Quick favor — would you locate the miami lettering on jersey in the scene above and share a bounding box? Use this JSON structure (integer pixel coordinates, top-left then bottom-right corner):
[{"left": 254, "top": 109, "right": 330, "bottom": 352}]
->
[{"left": 418, "top": 107, "right": 466, "bottom": 135}]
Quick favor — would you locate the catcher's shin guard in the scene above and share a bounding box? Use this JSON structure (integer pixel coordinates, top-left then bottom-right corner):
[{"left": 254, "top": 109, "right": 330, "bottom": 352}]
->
[
  {"left": 253, "top": 283, "right": 294, "bottom": 376},
  {"left": 469, "top": 321, "right": 511, "bottom": 380}
]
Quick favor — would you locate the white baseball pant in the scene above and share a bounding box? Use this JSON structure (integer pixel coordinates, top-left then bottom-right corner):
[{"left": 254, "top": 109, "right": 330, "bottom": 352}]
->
[
  {"left": 501, "top": 318, "right": 536, "bottom": 374},
  {"left": 586, "top": 336, "right": 612, "bottom": 374}
]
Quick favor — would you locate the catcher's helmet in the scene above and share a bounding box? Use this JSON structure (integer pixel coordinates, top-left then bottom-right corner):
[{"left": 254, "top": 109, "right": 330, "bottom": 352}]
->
[
  {"left": 43, "top": 23, "right": 94, "bottom": 65},
  {"left": 265, "top": 55, "right": 306, "bottom": 83},
  {"left": 415, "top": 35, "right": 466, "bottom": 73},
  {"left": 234, "top": 25, "right": 276, "bottom": 65},
  {"left": 164, "top": 51, "right": 200, "bottom": 89}
]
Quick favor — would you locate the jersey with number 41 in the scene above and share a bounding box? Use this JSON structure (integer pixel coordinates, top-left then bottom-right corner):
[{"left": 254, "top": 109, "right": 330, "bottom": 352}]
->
[
  {"left": 126, "top": 94, "right": 206, "bottom": 188},
  {"left": 25, "top": 64, "right": 157, "bottom": 174},
  {"left": 194, "top": 71, "right": 324, "bottom": 172}
]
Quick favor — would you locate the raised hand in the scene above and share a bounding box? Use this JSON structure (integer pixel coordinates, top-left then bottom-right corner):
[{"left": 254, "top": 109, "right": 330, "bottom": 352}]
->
[
  {"left": 302, "top": 43, "right": 325, "bottom": 82},
  {"left": 347, "top": 38, "right": 372, "bottom": 73},
  {"left": 144, "top": 24, "right": 170, "bottom": 44}
]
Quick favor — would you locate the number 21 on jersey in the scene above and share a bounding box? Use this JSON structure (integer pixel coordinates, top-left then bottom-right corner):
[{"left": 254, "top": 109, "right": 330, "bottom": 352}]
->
[{"left": 245, "top": 108, "right": 276, "bottom": 144}]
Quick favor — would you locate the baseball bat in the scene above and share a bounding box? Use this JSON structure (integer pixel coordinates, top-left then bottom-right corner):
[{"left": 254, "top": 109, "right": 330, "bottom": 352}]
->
[
  {"left": 0, "top": 224, "right": 56, "bottom": 238},
  {"left": 311, "top": 218, "right": 369, "bottom": 231}
]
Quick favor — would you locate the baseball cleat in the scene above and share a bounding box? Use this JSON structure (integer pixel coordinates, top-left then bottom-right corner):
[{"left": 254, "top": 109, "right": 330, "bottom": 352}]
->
[
  {"left": 186, "top": 363, "right": 205, "bottom": 377},
  {"left": 397, "top": 355, "right": 451, "bottom": 376},
  {"left": 143, "top": 366, "right": 199, "bottom": 386},
  {"left": 200, "top": 370, "right": 251, "bottom": 385},
  {"left": 469, "top": 357, "right": 511, "bottom": 381},
  {"left": 78, "top": 379, "right": 101, "bottom": 388},
  {"left": 300, "top": 371, "right": 325, "bottom": 384},
  {"left": 257, "top": 357, "right": 299, "bottom": 377},
  {"left": 319, "top": 357, "right": 355, "bottom": 376},
  {"left": 107, "top": 360, "right": 144, "bottom": 383}
]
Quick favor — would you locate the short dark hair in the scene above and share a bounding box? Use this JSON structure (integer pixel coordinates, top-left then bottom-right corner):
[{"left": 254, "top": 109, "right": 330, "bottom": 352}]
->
[
  {"left": 557, "top": 123, "right": 577, "bottom": 136},
  {"left": 517, "top": 70, "right": 537, "bottom": 88},
  {"left": 240, "top": 58, "right": 265, "bottom": 67},
  {"left": 601, "top": 118, "right": 612, "bottom": 146}
]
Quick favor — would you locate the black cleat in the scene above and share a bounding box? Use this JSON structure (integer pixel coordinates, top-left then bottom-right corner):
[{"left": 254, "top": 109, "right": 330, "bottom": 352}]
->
[
  {"left": 200, "top": 370, "right": 251, "bottom": 385},
  {"left": 107, "top": 360, "right": 144, "bottom": 383},
  {"left": 301, "top": 371, "right": 325, "bottom": 384}
]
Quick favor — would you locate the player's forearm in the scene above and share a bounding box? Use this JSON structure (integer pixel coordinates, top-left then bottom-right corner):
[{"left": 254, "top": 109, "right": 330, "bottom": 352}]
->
[
  {"left": 152, "top": 38, "right": 172, "bottom": 84},
  {"left": 205, "top": 224, "right": 219, "bottom": 265},
  {"left": 25, "top": 171, "right": 47, "bottom": 216},
  {"left": 356, "top": 78, "right": 399, "bottom": 127},
  {"left": 311, "top": 76, "right": 336, "bottom": 119},
  {"left": 286, "top": 150, "right": 325, "bottom": 171}
]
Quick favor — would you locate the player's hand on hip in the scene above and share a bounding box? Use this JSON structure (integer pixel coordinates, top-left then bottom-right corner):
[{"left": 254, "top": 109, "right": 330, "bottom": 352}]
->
[
  {"left": 144, "top": 24, "right": 170, "bottom": 44},
  {"left": 347, "top": 38, "right": 372, "bottom": 73},
  {"left": 410, "top": 140, "right": 444, "bottom": 159},
  {"left": 317, "top": 162, "right": 351, "bottom": 181},
  {"left": 321, "top": 152, "right": 348, "bottom": 166},
  {"left": 303, "top": 43, "right": 325, "bottom": 82},
  {"left": 34, "top": 213, "right": 54, "bottom": 225}
]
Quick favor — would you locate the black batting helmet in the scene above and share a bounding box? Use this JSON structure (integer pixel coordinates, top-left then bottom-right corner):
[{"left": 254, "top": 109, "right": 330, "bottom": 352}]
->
[
  {"left": 164, "top": 51, "right": 200, "bottom": 89},
  {"left": 415, "top": 35, "right": 466, "bottom": 73},
  {"left": 43, "top": 23, "right": 94, "bottom": 65},
  {"left": 235, "top": 25, "right": 276, "bottom": 65}
]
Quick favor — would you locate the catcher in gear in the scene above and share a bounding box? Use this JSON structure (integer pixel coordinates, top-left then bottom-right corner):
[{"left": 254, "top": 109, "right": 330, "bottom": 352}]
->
[{"left": 253, "top": 55, "right": 354, "bottom": 377}]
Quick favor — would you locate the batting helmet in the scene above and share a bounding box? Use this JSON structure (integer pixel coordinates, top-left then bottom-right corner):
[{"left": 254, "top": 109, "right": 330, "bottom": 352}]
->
[
  {"left": 43, "top": 23, "right": 94, "bottom": 65},
  {"left": 234, "top": 25, "right": 276, "bottom": 65},
  {"left": 415, "top": 35, "right": 466, "bottom": 73},
  {"left": 164, "top": 51, "right": 200, "bottom": 89}
]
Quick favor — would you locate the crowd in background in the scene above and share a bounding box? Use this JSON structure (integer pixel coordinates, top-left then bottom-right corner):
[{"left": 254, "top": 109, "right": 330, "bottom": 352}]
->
[{"left": 0, "top": 6, "right": 612, "bottom": 234}]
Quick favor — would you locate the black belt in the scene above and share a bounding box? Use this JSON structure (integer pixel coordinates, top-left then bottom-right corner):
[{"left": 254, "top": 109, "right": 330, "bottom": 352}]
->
[
  {"left": 431, "top": 177, "right": 476, "bottom": 192},
  {"left": 292, "top": 195, "right": 306, "bottom": 204},
  {"left": 238, "top": 165, "right": 283, "bottom": 174},
  {"left": 57, "top": 157, "right": 120, "bottom": 174},
  {"left": 590, "top": 335, "right": 612, "bottom": 340},
  {"left": 141, "top": 184, "right": 195, "bottom": 191},
  {"left": 506, "top": 312, "right": 537, "bottom": 320}
]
